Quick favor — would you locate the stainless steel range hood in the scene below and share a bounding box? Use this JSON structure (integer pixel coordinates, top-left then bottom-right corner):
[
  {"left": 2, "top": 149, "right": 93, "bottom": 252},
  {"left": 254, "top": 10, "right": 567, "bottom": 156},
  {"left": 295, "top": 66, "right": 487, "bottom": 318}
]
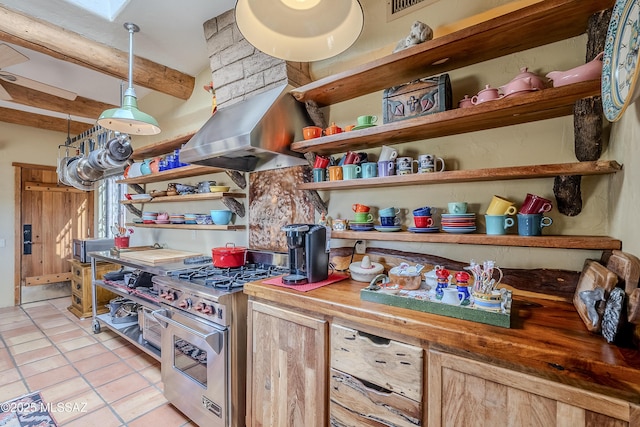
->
[{"left": 180, "top": 84, "right": 314, "bottom": 172}]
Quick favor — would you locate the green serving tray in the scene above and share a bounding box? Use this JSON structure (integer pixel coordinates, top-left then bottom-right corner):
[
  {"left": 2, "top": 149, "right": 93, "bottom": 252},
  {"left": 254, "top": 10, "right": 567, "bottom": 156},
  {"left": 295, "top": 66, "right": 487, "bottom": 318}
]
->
[{"left": 360, "top": 288, "right": 512, "bottom": 328}]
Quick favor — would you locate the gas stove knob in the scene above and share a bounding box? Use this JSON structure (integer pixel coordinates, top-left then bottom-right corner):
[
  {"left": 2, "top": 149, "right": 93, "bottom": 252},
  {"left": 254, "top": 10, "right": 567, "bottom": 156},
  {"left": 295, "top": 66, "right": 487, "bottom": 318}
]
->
[
  {"left": 203, "top": 304, "right": 215, "bottom": 316},
  {"left": 165, "top": 291, "right": 177, "bottom": 301},
  {"left": 178, "top": 298, "right": 192, "bottom": 309},
  {"left": 195, "top": 302, "right": 207, "bottom": 312}
]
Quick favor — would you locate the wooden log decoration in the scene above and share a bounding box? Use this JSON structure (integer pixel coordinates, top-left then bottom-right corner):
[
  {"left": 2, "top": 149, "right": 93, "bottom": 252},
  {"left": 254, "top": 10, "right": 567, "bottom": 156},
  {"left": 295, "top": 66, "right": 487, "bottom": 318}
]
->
[
  {"left": 553, "top": 175, "right": 582, "bottom": 216},
  {"left": 305, "top": 100, "right": 327, "bottom": 128},
  {"left": 304, "top": 151, "right": 316, "bottom": 168},
  {"left": 129, "top": 183, "right": 146, "bottom": 195},
  {"left": 302, "top": 151, "right": 327, "bottom": 214},
  {"left": 225, "top": 170, "right": 246, "bottom": 189},
  {"left": 125, "top": 204, "right": 142, "bottom": 218},
  {"left": 222, "top": 197, "right": 245, "bottom": 218},
  {"left": 555, "top": 10, "right": 611, "bottom": 216}
]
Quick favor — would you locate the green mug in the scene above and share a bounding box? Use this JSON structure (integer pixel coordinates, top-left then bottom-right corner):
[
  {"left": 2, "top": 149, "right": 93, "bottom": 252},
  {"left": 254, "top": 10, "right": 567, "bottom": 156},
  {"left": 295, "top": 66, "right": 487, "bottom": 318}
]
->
[{"left": 354, "top": 212, "right": 373, "bottom": 223}]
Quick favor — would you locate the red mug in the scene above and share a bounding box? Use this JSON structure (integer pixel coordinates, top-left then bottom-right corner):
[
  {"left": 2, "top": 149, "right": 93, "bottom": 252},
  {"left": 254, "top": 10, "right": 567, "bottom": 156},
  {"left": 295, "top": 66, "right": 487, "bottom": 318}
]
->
[
  {"left": 314, "top": 155, "right": 330, "bottom": 169},
  {"left": 519, "top": 193, "right": 553, "bottom": 214},
  {"left": 413, "top": 215, "right": 433, "bottom": 228},
  {"left": 344, "top": 151, "right": 360, "bottom": 165}
]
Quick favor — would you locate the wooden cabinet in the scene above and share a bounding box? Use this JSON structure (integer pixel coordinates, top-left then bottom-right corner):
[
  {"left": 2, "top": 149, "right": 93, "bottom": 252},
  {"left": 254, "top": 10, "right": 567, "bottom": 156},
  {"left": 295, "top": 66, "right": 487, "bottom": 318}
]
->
[
  {"left": 246, "top": 300, "right": 328, "bottom": 427},
  {"left": 330, "top": 324, "right": 424, "bottom": 426},
  {"left": 428, "top": 350, "right": 635, "bottom": 427},
  {"left": 67, "top": 259, "right": 119, "bottom": 318}
]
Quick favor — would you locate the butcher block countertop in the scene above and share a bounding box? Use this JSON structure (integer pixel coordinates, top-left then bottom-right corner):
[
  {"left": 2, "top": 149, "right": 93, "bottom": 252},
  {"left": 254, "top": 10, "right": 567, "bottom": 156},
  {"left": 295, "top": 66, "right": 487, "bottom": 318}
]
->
[{"left": 244, "top": 278, "right": 640, "bottom": 403}]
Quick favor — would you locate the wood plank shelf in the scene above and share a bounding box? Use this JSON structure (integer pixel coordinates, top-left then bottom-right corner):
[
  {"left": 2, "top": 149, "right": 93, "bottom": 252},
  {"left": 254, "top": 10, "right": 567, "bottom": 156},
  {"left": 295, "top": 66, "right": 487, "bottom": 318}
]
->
[
  {"left": 290, "top": 0, "right": 614, "bottom": 106},
  {"left": 291, "top": 80, "right": 601, "bottom": 155},
  {"left": 117, "top": 165, "right": 223, "bottom": 185},
  {"left": 126, "top": 223, "right": 245, "bottom": 231},
  {"left": 329, "top": 230, "right": 621, "bottom": 250},
  {"left": 298, "top": 161, "right": 622, "bottom": 190},
  {"left": 120, "top": 192, "right": 245, "bottom": 204},
  {"left": 131, "top": 132, "right": 196, "bottom": 160}
]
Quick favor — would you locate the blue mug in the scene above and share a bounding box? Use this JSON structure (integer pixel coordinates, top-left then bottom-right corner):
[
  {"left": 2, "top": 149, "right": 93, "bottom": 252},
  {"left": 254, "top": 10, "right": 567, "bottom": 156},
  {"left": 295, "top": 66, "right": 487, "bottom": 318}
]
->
[
  {"left": 517, "top": 213, "right": 552, "bottom": 236},
  {"left": 361, "top": 162, "right": 378, "bottom": 178},
  {"left": 380, "top": 216, "right": 400, "bottom": 226},
  {"left": 413, "top": 206, "right": 433, "bottom": 216},
  {"left": 485, "top": 214, "right": 515, "bottom": 235},
  {"left": 378, "top": 160, "right": 395, "bottom": 177}
]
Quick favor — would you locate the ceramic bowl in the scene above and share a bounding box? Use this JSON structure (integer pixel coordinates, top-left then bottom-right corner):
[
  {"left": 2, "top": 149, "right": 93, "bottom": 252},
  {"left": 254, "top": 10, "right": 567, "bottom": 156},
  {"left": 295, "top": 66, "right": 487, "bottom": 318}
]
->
[{"left": 210, "top": 210, "right": 233, "bottom": 225}]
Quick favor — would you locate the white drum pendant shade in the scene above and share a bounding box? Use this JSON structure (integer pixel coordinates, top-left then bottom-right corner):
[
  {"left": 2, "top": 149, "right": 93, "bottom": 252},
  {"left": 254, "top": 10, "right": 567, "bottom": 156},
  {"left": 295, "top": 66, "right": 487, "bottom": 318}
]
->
[{"left": 235, "top": 0, "right": 364, "bottom": 62}]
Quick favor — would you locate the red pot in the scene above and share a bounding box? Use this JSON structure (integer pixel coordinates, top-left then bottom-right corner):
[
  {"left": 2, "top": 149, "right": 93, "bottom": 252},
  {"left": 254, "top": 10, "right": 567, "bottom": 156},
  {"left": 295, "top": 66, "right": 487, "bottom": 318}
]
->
[{"left": 212, "top": 243, "right": 247, "bottom": 268}]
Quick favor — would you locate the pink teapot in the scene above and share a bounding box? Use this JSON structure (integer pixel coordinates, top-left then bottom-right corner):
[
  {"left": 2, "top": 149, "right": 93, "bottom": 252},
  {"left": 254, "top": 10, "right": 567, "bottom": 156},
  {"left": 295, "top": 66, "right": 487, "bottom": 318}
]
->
[
  {"left": 499, "top": 67, "right": 546, "bottom": 97},
  {"left": 546, "top": 52, "right": 604, "bottom": 88}
]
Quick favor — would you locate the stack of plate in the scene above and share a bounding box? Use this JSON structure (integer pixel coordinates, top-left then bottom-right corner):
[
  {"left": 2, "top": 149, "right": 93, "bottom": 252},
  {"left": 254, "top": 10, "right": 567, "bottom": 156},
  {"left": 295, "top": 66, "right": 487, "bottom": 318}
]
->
[
  {"left": 349, "top": 221, "right": 374, "bottom": 231},
  {"left": 184, "top": 213, "right": 197, "bottom": 224},
  {"left": 142, "top": 211, "right": 158, "bottom": 224},
  {"left": 169, "top": 214, "right": 185, "bottom": 224},
  {"left": 441, "top": 213, "right": 476, "bottom": 234}
]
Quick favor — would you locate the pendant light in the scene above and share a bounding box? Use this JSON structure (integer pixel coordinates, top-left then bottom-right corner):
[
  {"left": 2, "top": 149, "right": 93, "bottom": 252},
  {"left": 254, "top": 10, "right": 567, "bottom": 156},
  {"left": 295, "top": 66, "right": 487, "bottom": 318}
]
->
[
  {"left": 235, "top": 0, "right": 364, "bottom": 62},
  {"left": 98, "top": 23, "right": 161, "bottom": 135}
]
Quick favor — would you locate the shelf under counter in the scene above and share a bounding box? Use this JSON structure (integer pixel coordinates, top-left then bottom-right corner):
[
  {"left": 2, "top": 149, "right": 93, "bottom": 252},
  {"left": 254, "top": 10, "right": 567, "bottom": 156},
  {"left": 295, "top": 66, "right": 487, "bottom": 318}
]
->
[
  {"left": 330, "top": 230, "right": 621, "bottom": 250},
  {"left": 94, "top": 313, "right": 161, "bottom": 361},
  {"left": 290, "top": 81, "right": 600, "bottom": 155},
  {"left": 298, "top": 161, "right": 621, "bottom": 190}
]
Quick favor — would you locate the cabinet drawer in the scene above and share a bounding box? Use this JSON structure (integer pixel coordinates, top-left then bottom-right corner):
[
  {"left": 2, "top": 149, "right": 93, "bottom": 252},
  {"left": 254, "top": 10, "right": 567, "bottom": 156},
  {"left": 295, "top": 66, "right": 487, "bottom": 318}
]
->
[
  {"left": 330, "top": 368, "right": 421, "bottom": 427},
  {"left": 331, "top": 324, "right": 423, "bottom": 402},
  {"left": 71, "top": 279, "right": 84, "bottom": 296}
]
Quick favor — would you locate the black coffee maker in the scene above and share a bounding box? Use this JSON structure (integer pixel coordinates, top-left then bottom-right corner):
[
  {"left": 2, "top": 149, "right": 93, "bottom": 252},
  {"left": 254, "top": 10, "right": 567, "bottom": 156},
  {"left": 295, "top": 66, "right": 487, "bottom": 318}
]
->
[{"left": 281, "top": 224, "right": 329, "bottom": 285}]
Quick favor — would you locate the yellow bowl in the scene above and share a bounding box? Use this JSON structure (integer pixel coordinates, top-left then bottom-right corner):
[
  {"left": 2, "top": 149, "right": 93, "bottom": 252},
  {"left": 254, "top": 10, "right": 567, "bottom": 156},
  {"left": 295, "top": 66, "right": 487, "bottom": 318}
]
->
[{"left": 209, "top": 186, "right": 230, "bottom": 192}]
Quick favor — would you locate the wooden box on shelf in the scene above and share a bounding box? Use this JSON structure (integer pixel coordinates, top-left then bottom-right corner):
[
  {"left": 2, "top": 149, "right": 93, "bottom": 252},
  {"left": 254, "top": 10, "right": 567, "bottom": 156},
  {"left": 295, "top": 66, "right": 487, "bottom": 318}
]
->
[
  {"left": 68, "top": 259, "right": 119, "bottom": 319},
  {"left": 382, "top": 73, "right": 452, "bottom": 123}
]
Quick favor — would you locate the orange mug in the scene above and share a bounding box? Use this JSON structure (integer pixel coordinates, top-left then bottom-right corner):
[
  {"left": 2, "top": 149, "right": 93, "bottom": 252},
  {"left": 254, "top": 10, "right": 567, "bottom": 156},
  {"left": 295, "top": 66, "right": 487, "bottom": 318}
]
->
[
  {"left": 325, "top": 122, "right": 343, "bottom": 135},
  {"left": 328, "top": 166, "right": 343, "bottom": 181},
  {"left": 352, "top": 203, "right": 370, "bottom": 213}
]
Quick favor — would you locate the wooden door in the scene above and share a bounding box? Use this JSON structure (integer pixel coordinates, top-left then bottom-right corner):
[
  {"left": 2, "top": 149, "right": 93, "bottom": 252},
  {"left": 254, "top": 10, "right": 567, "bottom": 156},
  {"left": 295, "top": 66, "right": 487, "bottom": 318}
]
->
[
  {"left": 246, "top": 300, "right": 328, "bottom": 427},
  {"left": 14, "top": 163, "right": 94, "bottom": 305},
  {"left": 428, "top": 350, "right": 633, "bottom": 427}
]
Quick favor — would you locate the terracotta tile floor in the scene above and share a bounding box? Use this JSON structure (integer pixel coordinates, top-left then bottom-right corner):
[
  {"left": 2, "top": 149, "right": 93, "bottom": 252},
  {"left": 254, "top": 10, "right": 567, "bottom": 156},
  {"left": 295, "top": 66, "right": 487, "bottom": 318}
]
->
[{"left": 0, "top": 297, "right": 195, "bottom": 426}]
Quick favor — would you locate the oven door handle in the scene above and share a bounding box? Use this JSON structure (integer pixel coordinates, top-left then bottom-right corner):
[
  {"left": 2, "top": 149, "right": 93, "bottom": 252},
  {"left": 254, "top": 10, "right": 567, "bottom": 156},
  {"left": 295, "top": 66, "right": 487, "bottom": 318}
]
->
[{"left": 152, "top": 309, "right": 222, "bottom": 354}]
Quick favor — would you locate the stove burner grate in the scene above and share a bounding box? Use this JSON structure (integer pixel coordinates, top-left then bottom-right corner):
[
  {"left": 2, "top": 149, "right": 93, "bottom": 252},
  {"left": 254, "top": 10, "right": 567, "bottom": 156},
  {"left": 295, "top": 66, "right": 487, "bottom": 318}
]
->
[{"left": 168, "top": 263, "right": 289, "bottom": 291}]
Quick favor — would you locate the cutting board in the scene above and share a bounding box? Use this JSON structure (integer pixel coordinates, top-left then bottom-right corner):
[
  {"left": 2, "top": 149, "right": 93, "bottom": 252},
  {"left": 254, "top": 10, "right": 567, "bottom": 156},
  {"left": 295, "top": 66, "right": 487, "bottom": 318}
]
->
[
  {"left": 118, "top": 249, "right": 201, "bottom": 265},
  {"left": 604, "top": 250, "right": 640, "bottom": 324},
  {"left": 573, "top": 260, "right": 618, "bottom": 333}
]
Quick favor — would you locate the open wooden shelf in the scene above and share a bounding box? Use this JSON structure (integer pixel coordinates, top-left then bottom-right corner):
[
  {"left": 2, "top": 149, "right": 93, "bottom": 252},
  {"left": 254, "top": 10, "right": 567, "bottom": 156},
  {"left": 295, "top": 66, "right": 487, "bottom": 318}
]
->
[
  {"left": 126, "top": 223, "right": 245, "bottom": 231},
  {"left": 298, "top": 161, "right": 622, "bottom": 190},
  {"left": 290, "top": 0, "right": 613, "bottom": 106},
  {"left": 120, "top": 192, "right": 245, "bottom": 205},
  {"left": 291, "top": 80, "right": 601, "bottom": 155},
  {"left": 117, "top": 165, "right": 223, "bottom": 185},
  {"left": 131, "top": 132, "right": 196, "bottom": 160},
  {"left": 330, "top": 230, "right": 621, "bottom": 250}
]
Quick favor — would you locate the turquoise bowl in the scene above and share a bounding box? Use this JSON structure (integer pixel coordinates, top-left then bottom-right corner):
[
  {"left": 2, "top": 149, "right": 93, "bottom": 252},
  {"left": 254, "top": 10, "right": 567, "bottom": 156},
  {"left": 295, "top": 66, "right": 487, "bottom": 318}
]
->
[{"left": 210, "top": 210, "right": 233, "bottom": 225}]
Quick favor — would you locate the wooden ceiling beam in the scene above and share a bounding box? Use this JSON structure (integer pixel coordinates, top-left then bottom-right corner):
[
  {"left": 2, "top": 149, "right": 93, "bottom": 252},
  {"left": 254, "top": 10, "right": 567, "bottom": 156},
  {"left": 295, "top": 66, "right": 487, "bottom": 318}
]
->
[
  {"left": 0, "top": 107, "right": 92, "bottom": 134},
  {"left": 0, "top": 81, "right": 117, "bottom": 119},
  {"left": 0, "top": 6, "right": 195, "bottom": 100}
]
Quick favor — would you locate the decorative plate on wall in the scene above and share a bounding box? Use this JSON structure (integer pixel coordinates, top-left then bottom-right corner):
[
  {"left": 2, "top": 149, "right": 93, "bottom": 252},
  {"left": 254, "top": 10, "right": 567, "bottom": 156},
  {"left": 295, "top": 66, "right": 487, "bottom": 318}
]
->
[{"left": 602, "top": 0, "right": 640, "bottom": 121}]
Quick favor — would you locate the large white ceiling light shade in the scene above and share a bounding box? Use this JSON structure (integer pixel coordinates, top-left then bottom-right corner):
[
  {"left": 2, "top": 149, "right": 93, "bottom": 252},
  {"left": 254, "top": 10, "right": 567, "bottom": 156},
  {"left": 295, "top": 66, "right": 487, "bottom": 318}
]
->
[
  {"left": 98, "top": 23, "right": 161, "bottom": 135},
  {"left": 235, "top": 0, "right": 364, "bottom": 62}
]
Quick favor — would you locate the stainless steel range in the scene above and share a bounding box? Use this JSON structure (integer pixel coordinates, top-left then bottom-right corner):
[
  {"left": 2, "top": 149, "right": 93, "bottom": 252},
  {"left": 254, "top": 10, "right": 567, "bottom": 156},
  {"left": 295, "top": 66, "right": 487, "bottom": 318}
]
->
[{"left": 151, "top": 251, "right": 288, "bottom": 427}]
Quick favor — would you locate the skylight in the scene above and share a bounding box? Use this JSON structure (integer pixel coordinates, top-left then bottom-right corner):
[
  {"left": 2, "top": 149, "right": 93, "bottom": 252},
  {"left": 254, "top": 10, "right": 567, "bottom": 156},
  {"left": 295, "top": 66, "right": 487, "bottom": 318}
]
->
[{"left": 61, "top": 0, "right": 130, "bottom": 21}]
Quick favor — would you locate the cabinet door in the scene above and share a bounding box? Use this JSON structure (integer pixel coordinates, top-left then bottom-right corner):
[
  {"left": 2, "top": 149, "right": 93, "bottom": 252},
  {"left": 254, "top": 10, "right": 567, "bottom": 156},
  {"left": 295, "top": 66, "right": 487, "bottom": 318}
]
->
[
  {"left": 428, "top": 350, "right": 632, "bottom": 427},
  {"left": 247, "top": 300, "right": 328, "bottom": 427}
]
